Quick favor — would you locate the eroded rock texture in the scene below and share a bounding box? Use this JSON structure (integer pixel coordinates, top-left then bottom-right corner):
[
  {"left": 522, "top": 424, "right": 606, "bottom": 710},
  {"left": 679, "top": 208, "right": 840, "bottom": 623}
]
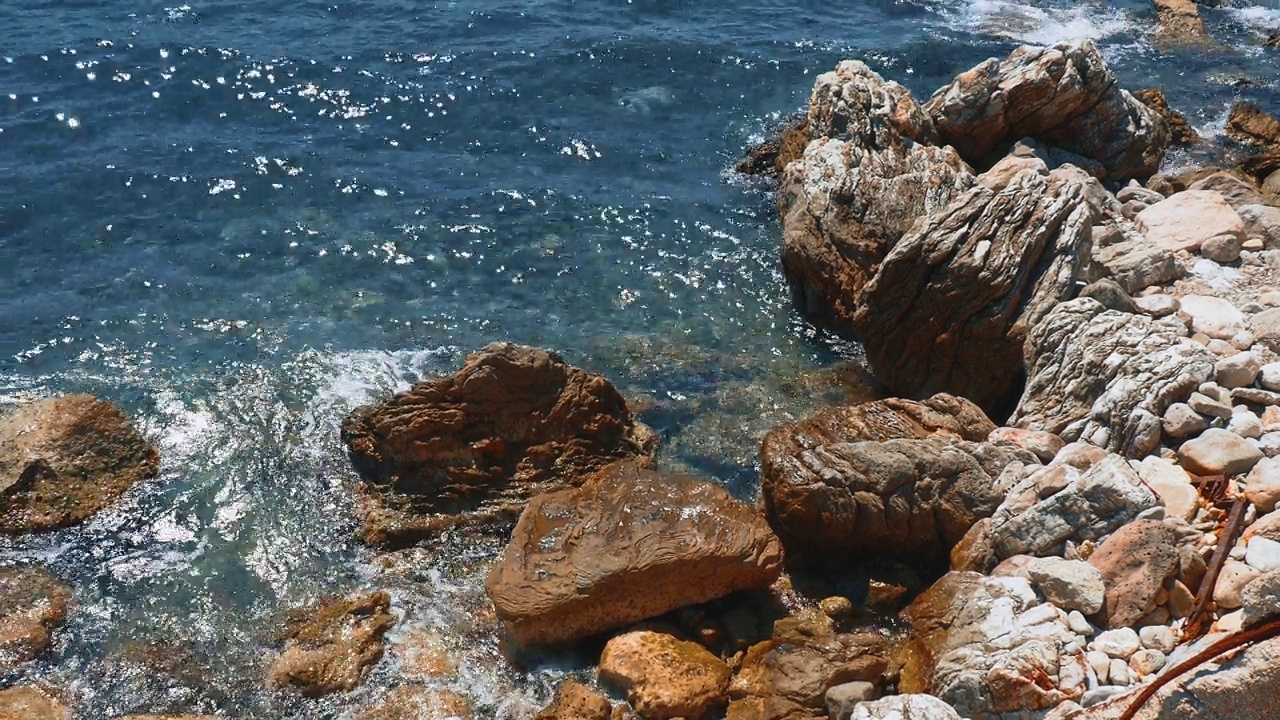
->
[
  {"left": 341, "top": 343, "right": 656, "bottom": 547},
  {"left": 924, "top": 41, "right": 1170, "bottom": 181},
  {"left": 1, "top": 394, "right": 159, "bottom": 534},
  {"left": 267, "top": 591, "right": 395, "bottom": 697},
  {"left": 1012, "top": 298, "right": 1216, "bottom": 457},
  {"left": 0, "top": 567, "right": 72, "bottom": 672},
  {"left": 486, "top": 463, "right": 782, "bottom": 646},
  {"left": 778, "top": 60, "right": 974, "bottom": 332}
]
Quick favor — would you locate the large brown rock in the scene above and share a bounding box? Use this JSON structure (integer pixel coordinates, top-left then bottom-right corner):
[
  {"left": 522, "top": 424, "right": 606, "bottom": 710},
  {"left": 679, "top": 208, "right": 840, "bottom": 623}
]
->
[
  {"left": 778, "top": 60, "right": 974, "bottom": 332},
  {"left": 851, "top": 154, "right": 1094, "bottom": 414},
  {"left": 1087, "top": 520, "right": 1180, "bottom": 629},
  {"left": 0, "top": 687, "right": 68, "bottom": 720},
  {"left": 1, "top": 395, "right": 159, "bottom": 533},
  {"left": 486, "top": 463, "right": 783, "bottom": 646},
  {"left": 924, "top": 41, "right": 1169, "bottom": 181},
  {"left": 341, "top": 343, "right": 656, "bottom": 547},
  {"left": 761, "top": 395, "right": 1024, "bottom": 567},
  {"left": 1227, "top": 101, "right": 1280, "bottom": 149},
  {"left": 0, "top": 566, "right": 72, "bottom": 671},
  {"left": 599, "top": 630, "right": 731, "bottom": 720},
  {"left": 1012, "top": 299, "right": 1216, "bottom": 457},
  {"left": 267, "top": 591, "right": 395, "bottom": 697},
  {"left": 728, "top": 633, "right": 889, "bottom": 708}
]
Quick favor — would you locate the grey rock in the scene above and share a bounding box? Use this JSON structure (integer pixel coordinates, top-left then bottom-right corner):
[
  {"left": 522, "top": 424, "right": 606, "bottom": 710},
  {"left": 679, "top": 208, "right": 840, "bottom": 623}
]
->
[
  {"left": 849, "top": 695, "right": 963, "bottom": 720},
  {"left": 1241, "top": 568, "right": 1280, "bottom": 629},
  {"left": 1028, "top": 557, "right": 1106, "bottom": 614},
  {"left": 1117, "top": 185, "right": 1166, "bottom": 206},
  {"left": 1188, "top": 172, "right": 1267, "bottom": 210},
  {"left": 1217, "top": 351, "right": 1263, "bottom": 388},
  {"left": 1187, "top": 391, "right": 1234, "bottom": 419},
  {"left": 826, "top": 682, "right": 879, "bottom": 720},
  {"left": 1012, "top": 299, "right": 1216, "bottom": 457},
  {"left": 1134, "top": 293, "right": 1179, "bottom": 318},
  {"left": 1261, "top": 362, "right": 1280, "bottom": 392},
  {"left": 1089, "top": 241, "right": 1181, "bottom": 296},
  {"left": 1202, "top": 232, "right": 1244, "bottom": 263},
  {"left": 1162, "top": 402, "right": 1209, "bottom": 438},
  {"left": 1252, "top": 307, "right": 1280, "bottom": 353},
  {"left": 1239, "top": 204, "right": 1280, "bottom": 247}
]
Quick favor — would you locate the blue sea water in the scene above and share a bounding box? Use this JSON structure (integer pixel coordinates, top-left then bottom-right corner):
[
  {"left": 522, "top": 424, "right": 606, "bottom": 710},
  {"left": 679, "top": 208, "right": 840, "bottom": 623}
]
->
[{"left": 2, "top": 0, "right": 1279, "bottom": 716}]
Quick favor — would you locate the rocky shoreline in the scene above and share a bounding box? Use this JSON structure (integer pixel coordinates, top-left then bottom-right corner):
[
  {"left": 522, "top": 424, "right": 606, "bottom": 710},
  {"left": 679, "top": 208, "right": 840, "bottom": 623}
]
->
[{"left": 5, "top": 33, "right": 1280, "bottom": 720}]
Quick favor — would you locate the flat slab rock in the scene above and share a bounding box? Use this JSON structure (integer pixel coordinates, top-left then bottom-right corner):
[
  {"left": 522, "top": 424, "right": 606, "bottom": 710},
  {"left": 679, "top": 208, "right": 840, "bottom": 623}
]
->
[
  {"left": 340, "top": 343, "right": 656, "bottom": 547},
  {"left": 0, "top": 567, "right": 72, "bottom": 672},
  {"left": 485, "top": 463, "right": 783, "bottom": 646},
  {"left": 1, "top": 394, "right": 159, "bottom": 533}
]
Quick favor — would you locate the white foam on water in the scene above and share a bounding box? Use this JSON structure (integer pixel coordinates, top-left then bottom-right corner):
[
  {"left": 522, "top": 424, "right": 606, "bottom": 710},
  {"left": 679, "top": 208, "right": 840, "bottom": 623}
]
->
[
  {"left": 1228, "top": 4, "right": 1280, "bottom": 31},
  {"left": 947, "top": 0, "right": 1136, "bottom": 45}
]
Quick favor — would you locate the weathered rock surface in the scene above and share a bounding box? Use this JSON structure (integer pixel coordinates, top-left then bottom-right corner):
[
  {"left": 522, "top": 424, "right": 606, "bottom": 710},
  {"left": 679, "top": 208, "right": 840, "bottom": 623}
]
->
[
  {"left": 736, "top": 115, "right": 810, "bottom": 179},
  {"left": 0, "top": 567, "right": 72, "bottom": 671},
  {"left": 852, "top": 154, "right": 1095, "bottom": 413},
  {"left": 901, "top": 572, "right": 1087, "bottom": 718},
  {"left": 1027, "top": 557, "right": 1105, "bottom": 615},
  {"left": 848, "top": 695, "right": 964, "bottom": 720},
  {"left": 340, "top": 343, "right": 656, "bottom": 547},
  {"left": 1133, "top": 88, "right": 1198, "bottom": 147},
  {"left": 1090, "top": 240, "right": 1180, "bottom": 294},
  {"left": 535, "top": 680, "right": 613, "bottom": 720},
  {"left": 1187, "top": 172, "right": 1267, "bottom": 210},
  {"left": 728, "top": 633, "right": 888, "bottom": 708},
  {"left": 486, "top": 463, "right": 783, "bottom": 646},
  {"left": 725, "top": 696, "right": 820, "bottom": 720},
  {"left": 354, "top": 687, "right": 473, "bottom": 720},
  {"left": 988, "top": 454, "right": 1158, "bottom": 559},
  {"left": 267, "top": 591, "right": 395, "bottom": 697},
  {"left": 1012, "top": 299, "right": 1215, "bottom": 457},
  {"left": 1087, "top": 520, "right": 1181, "bottom": 629},
  {"left": 0, "top": 686, "right": 68, "bottom": 720},
  {"left": 1226, "top": 101, "right": 1280, "bottom": 149},
  {"left": 1135, "top": 190, "right": 1245, "bottom": 253},
  {"left": 924, "top": 41, "right": 1169, "bottom": 181},
  {"left": 600, "top": 630, "right": 730, "bottom": 720},
  {"left": 0, "top": 394, "right": 159, "bottom": 533},
  {"left": 1177, "top": 428, "right": 1264, "bottom": 476},
  {"left": 778, "top": 61, "right": 974, "bottom": 331},
  {"left": 1153, "top": 0, "right": 1209, "bottom": 47}
]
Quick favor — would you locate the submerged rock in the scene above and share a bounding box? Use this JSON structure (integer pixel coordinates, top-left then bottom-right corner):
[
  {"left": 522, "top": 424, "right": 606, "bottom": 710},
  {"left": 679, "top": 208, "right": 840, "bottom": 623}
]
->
[
  {"left": 267, "top": 591, "right": 395, "bottom": 697},
  {"left": 600, "top": 630, "right": 731, "bottom": 720},
  {"left": 924, "top": 41, "right": 1169, "bottom": 181},
  {"left": 0, "top": 394, "right": 159, "bottom": 534},
  {"left": 851, "top": 154, "right": 1094, "bottom": 413},
  {"left": 0, "top": 567, "right": 72, "bottom": 672},
  {"left": 341, "top": 343, "right": 656, "bottom": 547},
  {"left": 353, "top": 686, "right": 473, "bottom": 720},
  {"left": 486, "top": 463, "right": 782, "bottom": 646},
  {"left": 737, "top": 115, "right": 810, "bottom": 179},
  {"left": 778, "top": 60, "right": 974, "bottom": 333},
  {"left": 760, "top": 395, "right": 1030, "bottom": 568},
  {"left": 1153, "top": 0, "right": 1210, "bottom": 47},
  {"left": 1012, "top": 299, "right": 1215, "bottom": 457},
  {"left": 0, "top": 686, "right": 68, "bottom": 720},
  {"left": 535, "top": 680, "right": 613, "bottom": 720}
]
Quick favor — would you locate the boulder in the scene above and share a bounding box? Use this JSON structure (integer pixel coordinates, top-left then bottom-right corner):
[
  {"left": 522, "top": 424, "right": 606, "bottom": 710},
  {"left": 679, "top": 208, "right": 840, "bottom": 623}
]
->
[
  {"left": 736, "top": 115, "right": 810, "bottom": 179},
  {"left": 1217, "top": 351, "right": 1263, "bottom": 389},
  {"left": 1241, "top": 568, "right": 1280, "bottom": 628},
  {"left": 340, "top": 343, "right": 656, "bottom": 547},
  {"left": 1226, "top": 101, "right": 1280, "bottom": 149},
  {"left": 1177, "top": 428, "right": 1264, "bottom": 476},
  {"left": 988, "top": 454, "right": 1158, "bottom": 560},
  {"left": 599, "top": 630, "right": 730, "bottom": 720},
  {"left": 0, "top": 394, "right": 159, "bottom": 533},
  {"left": 535, "top": 681, "right": 613, "bottom": 720},
  {"left": 486, "top": 463, "right": 782, "bottom": 646},
  {"left": 923, "top": 41, "right": 1169, "bottom": 181},
  {"left": 1086, "top": 520, "right": 1181, "bottom": 629},
  {"left": 900, "top": 572, "right": 1087, "bottom": 717},
  {"left": 852, "top": 154, "right": 1094, "bottom": 413},
  {"left": 0, "top": 567, "right": 72, "bottom": 672},
  {"left": 824, "top": 682, "right": 878, "bottom": 720},
  {"left": 0, "top": 686, "right": 68, "bottom": 720},
  {"left": 267, "top": 591, "right": 395, "bottom": 697},
  {"left": 1135, "top": 191, "right": 1245, "bottom": 253},
  {"left": 1239, "top": 204, "right": 1280, "bottom": 247},
  {"left": 1012, "top": 299, "right": 1215, "bottom": 457},
  {"left": 728, "top": 633, "right": 888, "bottom": 708},
  {"left": 778, "top": 61, "right": 974, "bottom": 332},
  {"left": 848, "top": 696, "right": 964, "bottom": 720},
  {"left": 988, "top": 427, "right": 1066, "bottom": 463}
]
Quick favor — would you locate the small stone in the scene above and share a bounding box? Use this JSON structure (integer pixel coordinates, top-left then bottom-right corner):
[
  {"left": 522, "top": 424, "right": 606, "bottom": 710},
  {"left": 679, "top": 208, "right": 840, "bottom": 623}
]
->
[
  {"left": 1246, "top": 536, "right": 1280, "bottom": 573},
  {"left": 1262, "top": 432, "right": 1280, "bottom": 458},
  {"left": 599, "top": 630, "right": 730, "bottom": 720},
  {"left": 1086, "top": 650, "right": 1111, "bottom": 685},
  {"left": 1167, "top": 579, "right": 1196, "bottom": 618},
  {"left": 1135, "top": 293, "right": 1179, "bottom": 318},
  {"left": 1067, "top": 610, "right": 1095, "bottom": 636},
  {"left": 1215, "top": 560, "right": 1262, "bottom": 610},
  {"left": 1118, "top": 185, "right": 1166, "bottom": 205},
  {"left": 825, "top": 682, "right": 879, "bottom": 720},
  {"left": 1265, "top": 291, "right": 1280, "bottom": 307},
  {"left": 1108, "top": 658, "right": 1131, "bottom": 686},
  {"left": 1231, "top": 408, "right": 1265, "bottom": 440},
  {"left": 1216, "top": 609, "right": 1244, "bottom": 633},
  {"left": 1199, "top": 382, "right": 1232, "bottom": 403},
  {"left": 1217, "top": 351, "right": 1263, "bottom": 388},
  {"left": 1091, "top": 628, "right": 1142, "bottom": 659},
  {"left": 1202, "top": 232, "right": 1243, "bottom": 263},
  {"left": 1028, "top": 557, "right": 1106, "bottom": 614},
  {"left": 1246, "top": 457, "right": 1280, "bottom": 512},
  {"left": 1233, "top": 388, "right": 1280, "bottom": 406},
  {"left": 1130, "top": 649, "right": 1166, "bottom": 677},
  {"left": 1136, "top": 457, "right": 1200, "bottom": 521},
  {"left": 1139, "top": 625, "right": 1177, "bottom": 653},
  {"left": 1207, "top": 339, "right": 1238, "bottom": 356},
  {"left": 1178, "top": 428, "right": 1265, "bottom": 476},
  {"left": 1231, "top": 330, "right": 1257, "bottom": 350},
  {"left": 819, "top": 596, "right": 854, "bottom": 620},
  {"left": 1187, "top": 393, "right": 1233, "bottom": 420},
  {"left": 1163, "top": 403, "right": 1209, "bottom": 438},
  {"left": 1178, "top": 295, "right": 1248, "bottom": 340},
  {"left": 1261, "top": 363, "right": 1280, "bottom": 392},
  {"left": 1263, "top": 406, "right": 1280, "bottom": 432}
]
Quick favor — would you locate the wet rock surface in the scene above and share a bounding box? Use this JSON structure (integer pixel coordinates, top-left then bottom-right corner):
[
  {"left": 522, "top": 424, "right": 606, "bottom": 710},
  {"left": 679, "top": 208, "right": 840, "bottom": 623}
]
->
[
  {"left": 0, "top": 394, "right": 159, "bottom": 533},
  {"left": 341, "top": 343, "right": 656, "bottom": 547},
  {"left": 486, "top": 463, "right": 782, "bottom": 646},
  {"left": 599, "top": 630, "right": 730, "bottom": 720},
  {"left": 0, "top": 686, "right": 68, "bottom": 720},
  {"left": 0, "top": 566, "right": 72, "bottom": 672},
  {"left": 729, "top": 632, "right": 889, "bottom": 708},
  {"left": 267, "top": 591, "right": 395, "bottom": 697},
  {"left": 535, "top": 680, "right": 614, "bottom": 720}
]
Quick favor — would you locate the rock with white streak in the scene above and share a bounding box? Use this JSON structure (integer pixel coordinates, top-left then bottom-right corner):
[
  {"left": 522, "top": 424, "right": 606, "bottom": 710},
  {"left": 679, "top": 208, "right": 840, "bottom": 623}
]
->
[
  {"left": 1179, "top": 295, "right": 1248, "bottom": 341},
  {"left": 1136, "top": 191, "right": 1245, "bottom": 253},
  {"left": 848, "top": 695, "right": 964, "bottom": 720},
  {"left": 1012, "top": 299, "right": 1215, "bottom": 457}
]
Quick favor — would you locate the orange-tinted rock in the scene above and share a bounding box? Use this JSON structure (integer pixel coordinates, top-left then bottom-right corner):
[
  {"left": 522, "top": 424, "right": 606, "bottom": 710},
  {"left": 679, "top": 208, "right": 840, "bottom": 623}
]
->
[
  {"left": 535, "top": 680, "right": 613, "bottom": 720},
  {"left": 0, "top": 686, "right": 68, "bottom": 720},
  {"left": 599, "top": 630, "right": 730, "bottom": 720},
  {"left": 728, "top": 633, "right": 888, "bottom": 708},
  {"left": 725, "top": 696, "right": 821, "bottom": 720},
  {"left": 0, "top": 566, "right": 71, "bottom": 671},
  {"left": 0, "top": 394, "right": 159, "bottom": 533},
  {"left": 1153, "top": 0, "right": 1209, "bottom": 47},
  {"left": 353, "top": 686, "right": 472, "bottom": 720},
  {"left": 1227, "top": 101, "right": 1280, "bottom": 149},
  {"left": 1087, "top": 520, "right": 1181, "bottom": 629},
  {"left": 486, "top": 463, "right": 782, "bottom": 646},
  {"left": 341, "top": 343, "right": 656, "bottom": 547},
  {"left": 268, "top": 591, "right": 395, "bottom": 697}
]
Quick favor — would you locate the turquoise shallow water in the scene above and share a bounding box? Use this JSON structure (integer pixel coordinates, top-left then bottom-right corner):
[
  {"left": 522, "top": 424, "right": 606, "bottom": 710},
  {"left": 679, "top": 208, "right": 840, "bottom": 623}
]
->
[{"left": 2, "top": 0, "right": 1280, "bottom": 716}]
